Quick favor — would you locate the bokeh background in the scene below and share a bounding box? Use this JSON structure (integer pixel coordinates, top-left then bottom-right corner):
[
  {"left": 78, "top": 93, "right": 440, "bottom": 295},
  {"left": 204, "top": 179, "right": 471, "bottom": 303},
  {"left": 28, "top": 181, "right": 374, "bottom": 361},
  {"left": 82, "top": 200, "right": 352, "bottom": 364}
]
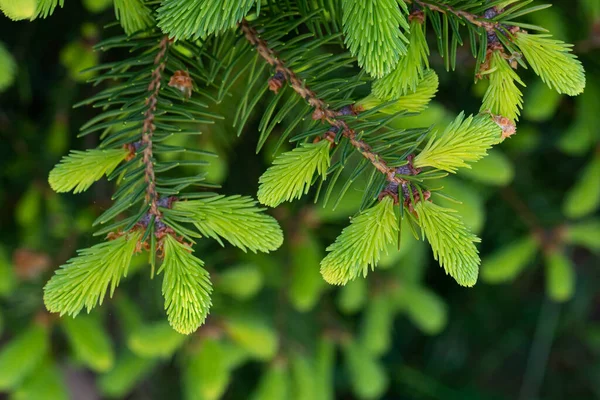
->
[{"left": 0, "top": 0, "right": 599, "bottom": 399}]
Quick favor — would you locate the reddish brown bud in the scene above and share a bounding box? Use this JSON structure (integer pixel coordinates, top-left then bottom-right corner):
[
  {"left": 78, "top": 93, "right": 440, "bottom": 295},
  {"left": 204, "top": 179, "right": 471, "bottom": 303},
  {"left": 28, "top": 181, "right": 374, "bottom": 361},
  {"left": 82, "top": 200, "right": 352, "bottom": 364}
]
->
[{"left": 168, "top": 70, "right": 193, "bottom": 98}]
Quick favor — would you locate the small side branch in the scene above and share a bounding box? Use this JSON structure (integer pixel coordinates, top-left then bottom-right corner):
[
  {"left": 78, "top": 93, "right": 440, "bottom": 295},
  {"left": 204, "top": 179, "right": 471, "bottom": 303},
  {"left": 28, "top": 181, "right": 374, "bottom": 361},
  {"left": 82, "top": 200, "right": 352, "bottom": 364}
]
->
[
  {"left": 408, "top": 0, "right": 499, "bottom": 33},
  {"left": 240, "top": 19, "right": 408, "bottom": 186},
  {"left": 142, "top": 36, "right": 170, "bottom": 217}
]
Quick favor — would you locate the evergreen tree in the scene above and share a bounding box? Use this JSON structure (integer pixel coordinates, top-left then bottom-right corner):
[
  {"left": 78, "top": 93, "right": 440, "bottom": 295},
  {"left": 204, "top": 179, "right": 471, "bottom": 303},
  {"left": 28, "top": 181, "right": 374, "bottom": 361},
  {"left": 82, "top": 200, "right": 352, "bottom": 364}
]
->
[{"left": 0, "top": 0, "right": 598, "bottom": 398}]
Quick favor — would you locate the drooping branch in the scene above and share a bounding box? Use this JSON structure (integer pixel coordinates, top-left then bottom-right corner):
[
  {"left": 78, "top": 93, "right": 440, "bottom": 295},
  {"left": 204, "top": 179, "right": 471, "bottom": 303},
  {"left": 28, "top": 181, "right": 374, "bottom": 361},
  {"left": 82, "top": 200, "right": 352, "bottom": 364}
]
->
[
  {"left": 240, "top": 19, "right": 408, "bottom": 187},
  {"left": 142, "top": 36, "right": 170, "bottom": 217}
]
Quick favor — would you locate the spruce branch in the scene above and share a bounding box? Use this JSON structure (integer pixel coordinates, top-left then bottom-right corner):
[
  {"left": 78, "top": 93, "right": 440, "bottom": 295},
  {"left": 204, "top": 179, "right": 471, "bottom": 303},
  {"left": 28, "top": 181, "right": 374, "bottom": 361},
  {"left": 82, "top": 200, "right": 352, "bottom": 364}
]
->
[
  {"left": 359, "top": 69, "right": 439, "bottom": 114},
  {"left": 413, "top": 112, "right": 504, "bottom": 173},
  {"left": 159, "top": 235, "right": 212, "bottom": 334},
  {"left": 240, "top": 19, "right": 409, "bottom": 188},
  {"left": 514, "top": 31, "right": 586, "bottom": 95},
  {"left": 341, "top": 0, "right": 409, "bottom": 78},
  {"left": 113, "top": 0, "right": 154, "bottom": 36},
  {"left": 142, "top": 36, "right": 170, "bottom": 218},
  {"left": 372, "top": 16, "right": 429, "bottom": 98},
  {"left": 406, "top": 0, "right": 498, "bottom": 33},
  {"left": 257, "top": 140, "right": 332, "bottom": 207},
  {"left": 43, "top": 231, "right": 142, "bottom": 317},
  {"left": 169, "top": 195, "right": 284, "bottom": 253},
  {"left": 480, "top": 49, "right": 525, "bottom": 121},
  {"left": 49, "top": 148, "right": 129, "bottom": 194},
  {"left": 414, "top": 201, "right": 480, "bottom": 286},
  {"left": 320, "top": 196, "right": 398, "bottom": 285}
]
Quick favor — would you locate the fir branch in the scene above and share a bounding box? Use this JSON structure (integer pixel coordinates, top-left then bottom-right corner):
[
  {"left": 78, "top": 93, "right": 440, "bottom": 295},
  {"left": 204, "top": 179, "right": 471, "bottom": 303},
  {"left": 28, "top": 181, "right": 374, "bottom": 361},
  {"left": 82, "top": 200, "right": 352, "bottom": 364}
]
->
[
  {"left": 341, "top": 0, "right": 409, "bottom": 78},
  {"left": 159, "top": 235, "right": 212, "bottom": 334},
  {"left": 142, "top": 36, "right": 170, "bottom": 218},
  {"left": 320, "top": 196, "right": 398, "bottom": 285},
  {"left": 43, "top": 231, "right": 142, "bottom": 317},
  {"left": 49, "top": 148, "right": 129, "bottom": 194},
  {"left": 240, "top": 19, "right": 408, "bottom": 188},
  {"left": 414, "top": 201, "right": 480, "bottom": 286},
  {"left": 258, "top": 140, "right": 331, "bottom": 207},
  {"left": 170, "top": 195, "right": 284, "bottom": 253},
  {"left": 480, "top": 50, "right": 525, "bottom": 121},
  {"left": 413, "top": 112, "right": 503, "bottom": 173}
]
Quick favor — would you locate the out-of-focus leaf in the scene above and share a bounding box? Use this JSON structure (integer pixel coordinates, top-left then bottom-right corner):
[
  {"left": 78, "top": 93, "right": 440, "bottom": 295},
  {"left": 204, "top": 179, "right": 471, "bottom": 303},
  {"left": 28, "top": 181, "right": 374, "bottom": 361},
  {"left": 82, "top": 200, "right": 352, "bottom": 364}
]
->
[
  {"left": 458, "top": 149, "right": 514, "bottom": 186},
  {"left": 128, "top": 322, "right": 187, "bottom": 359},
  {"left": 289, "top": 232, "right": 325, "bottom": 312},
  {"left": 343, "top": 340, "right": 388, "bottom": 400},
  {"left": 217, "top": 263, "right": 263, "bottom": 301},
  {"left": 224, "top": 316, "right": 278, "bottom": 360},
  {"left": 563, "top": 155, "right": 600, "bottom": 219},
  {"left": 0, "top": 324, "right": 48, "bottom": 390},
  {"left": 565, "top": 219, "right": 600, "bottom": 252},
  {"left": 545, "top": 250, "right": 575, "bottom": 302},
  {"left": 481, "top": 236, "right": 539, "bottom": 283},
  {"left": 99, "top": 351, "right": 156, "bottom": 398},
  {"left": 11, "top": 359, "right": 68, "bottom": 400},
  {"left": 62, "top": 314, "right": 114, "bottom": 372}
]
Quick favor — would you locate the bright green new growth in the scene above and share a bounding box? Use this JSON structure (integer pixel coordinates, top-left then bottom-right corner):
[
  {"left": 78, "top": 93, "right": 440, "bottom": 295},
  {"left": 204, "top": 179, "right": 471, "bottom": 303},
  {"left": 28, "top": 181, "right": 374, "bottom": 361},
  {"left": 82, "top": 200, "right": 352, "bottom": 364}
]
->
[
  {"left": 0, "top": 41, "right": 16, "bottom": 92},
  {"left": 44, "top": 231, "right": 142, "bottom": 317},
  {"left": 0, "top": 0, "right": 36, "bottom": 20},
  {"left": 48, "top": 148, "right": 129, "bottom": 194},
  {"left": 171, "top": 195, "right": 284, "bottom": 253},
  {"left": 159, "top": 235, "right": 212, "bottom": 334},
  {"left": 413, "top": 113, "right": 503, "bottom": 173},
  {"left": 320, "top": 196, "right": 398, "bottom": 285},
  {"left": 157, "top": 0, "right": 256, "bottom": 40},
  {"left": 515, "top": 32, "right": 585, "bottom": 96},
  {"left": 34, "top": 0, "right": 63, "bottom": 19},
  {"left": 372, "top": 19, "right": 429, "bottom": 98},
  {"left": 415, "top": 201, "right": 480, "bottom": 286},
  {"left": 359, "top": 69, "right": 439, "bottom": 114},
  {"left": 113, "top": 0, "right": 154, "bottom": 36},
  {"left": 480, "top": 51, "right": 525, "bottom": 121},
  {"left": 258, "top": 140, "right": 331, "bottom": 207},
  {"left": 341, "top": 0, "right": 409, "bottom": 78}
]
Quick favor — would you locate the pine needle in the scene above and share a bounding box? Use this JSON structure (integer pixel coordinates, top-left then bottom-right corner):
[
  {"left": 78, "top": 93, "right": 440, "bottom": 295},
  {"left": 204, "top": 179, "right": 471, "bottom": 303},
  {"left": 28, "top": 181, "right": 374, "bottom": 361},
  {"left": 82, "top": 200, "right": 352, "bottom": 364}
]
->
[
  {"left": 413, "top": 112, "right": 502, "bottom": 173},
  {"left": 415, "top": 201, "right": 480, "bottom": 286},
  {"left": 159, "top": 235, "right": 212, "bottom": 335},
  {"left": 515, "top": 32, "right": 585, "bottom": 96},
  {"left": 342, "top": 0, "right": 409, "bottom": 78},
  {"left": 320, "top": 196, "right": 398, "bottom": 285},
  {"left": 44, "top": 231, "right": 142, "bottom": 316},
  {"left": 172, "top": 195, "right": 284, "bottom": 253},
  {"left": 480, "top": 51, "right": 525, "bottom": 121},
  {"left": 49, "top": 148, "right": 129, "bottom": 194},
  {"left": 258, "top": 140, "right": 331, "bottom": 207}
]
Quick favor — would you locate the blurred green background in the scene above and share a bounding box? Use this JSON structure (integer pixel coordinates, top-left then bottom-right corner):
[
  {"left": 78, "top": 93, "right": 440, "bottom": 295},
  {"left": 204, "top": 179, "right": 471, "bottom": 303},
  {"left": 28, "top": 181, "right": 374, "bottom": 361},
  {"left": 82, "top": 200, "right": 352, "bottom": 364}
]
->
[{"left": 0, "top": 0, "right": 599, "bottom": 399}]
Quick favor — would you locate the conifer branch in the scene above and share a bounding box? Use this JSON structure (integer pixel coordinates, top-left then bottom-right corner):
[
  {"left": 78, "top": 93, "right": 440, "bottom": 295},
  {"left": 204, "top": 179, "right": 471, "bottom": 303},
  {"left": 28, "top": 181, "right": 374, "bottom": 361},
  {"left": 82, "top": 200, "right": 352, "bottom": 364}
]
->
[
  {"left": 240, "top": 19, "right": 408, "bottom": 187},
  {"left": 407, "top": 0, "right": 498, "bottom": 33},
  {"left": 142, "top": 36, "right": 170, "bottom": 218}
]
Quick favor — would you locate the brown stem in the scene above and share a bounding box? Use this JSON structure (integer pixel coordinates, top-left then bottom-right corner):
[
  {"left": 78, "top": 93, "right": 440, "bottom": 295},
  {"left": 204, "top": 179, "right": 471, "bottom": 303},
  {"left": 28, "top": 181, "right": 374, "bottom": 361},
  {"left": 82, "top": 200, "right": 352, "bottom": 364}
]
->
[
  {"left": 142, "top": 36, "right": 170, "bottom": 217},
  {"left": 240, "top": 19, "right": 408, "bottom": 186},
  {"left": 407, "top": 0, "right": 499, "bottom": 33}
]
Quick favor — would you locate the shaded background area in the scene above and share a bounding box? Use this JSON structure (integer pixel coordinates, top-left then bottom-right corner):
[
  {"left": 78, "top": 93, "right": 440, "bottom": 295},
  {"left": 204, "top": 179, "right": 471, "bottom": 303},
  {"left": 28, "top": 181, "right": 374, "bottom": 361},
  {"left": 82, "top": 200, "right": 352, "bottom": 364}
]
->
[{"left": 0, "top": 0, "right": 599, "bottom": 399}]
